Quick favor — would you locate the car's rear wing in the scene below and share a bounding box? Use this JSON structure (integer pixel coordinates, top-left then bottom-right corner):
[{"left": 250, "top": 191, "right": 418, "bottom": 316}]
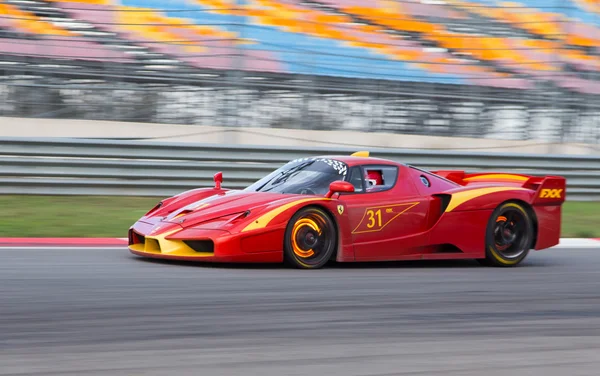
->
[
  {"left": 432, "top": 170, "right": 566, "bottom": 204},
  {"left": 525, "top": 175, "right": 567, "bottom": 204}
]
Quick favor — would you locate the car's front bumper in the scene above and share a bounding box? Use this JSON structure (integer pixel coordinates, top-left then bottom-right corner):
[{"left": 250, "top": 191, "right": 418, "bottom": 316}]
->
[{"left": 127, "top": 220, "right": 283, "bottom": 263}]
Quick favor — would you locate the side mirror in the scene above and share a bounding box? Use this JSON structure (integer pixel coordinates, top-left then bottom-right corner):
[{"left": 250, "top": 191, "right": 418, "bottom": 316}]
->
[
  {"left": 214, "top": 171, "right": 223, "bottom": 190},
  {"left": 325, "top": 180, "right": 354, "bottom": 198}
]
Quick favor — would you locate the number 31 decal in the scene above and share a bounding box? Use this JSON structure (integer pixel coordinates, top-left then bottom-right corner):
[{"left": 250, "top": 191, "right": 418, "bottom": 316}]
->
[
  {"left": 352, "top": 203, "right": 419, "bottom": 234},
  {"left": 366, "top": 209, "right": 382, "bottom": 228}
]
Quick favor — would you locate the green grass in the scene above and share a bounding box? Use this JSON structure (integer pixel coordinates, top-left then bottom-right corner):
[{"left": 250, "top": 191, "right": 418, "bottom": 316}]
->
[
  {"left": 0, "top": 195, "right": 598, "bottom": 238},
  {"left": 561, "top": 202, "right": 600, "bottom": 238},
  {"left": 0, "top": 195, "right": 161, "bottom": 237}
]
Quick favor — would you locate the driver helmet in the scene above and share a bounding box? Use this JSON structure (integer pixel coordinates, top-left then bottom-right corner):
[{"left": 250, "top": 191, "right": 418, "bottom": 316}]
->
[{"left": 366, "top": 170, "right": 383, "bottom": 187}]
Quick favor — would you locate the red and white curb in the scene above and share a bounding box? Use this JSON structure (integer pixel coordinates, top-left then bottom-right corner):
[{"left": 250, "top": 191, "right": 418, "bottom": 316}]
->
[{"left": 0, "top": 238, "right": 598, "bottom": 249}]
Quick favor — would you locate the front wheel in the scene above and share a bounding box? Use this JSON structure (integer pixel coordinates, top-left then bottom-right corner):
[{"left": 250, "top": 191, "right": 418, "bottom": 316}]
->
[
  {"left": 283, "top": 207, "right": 337, "bottom": 269},
  {"left": 479, "top": 201, "right": 534, "bottom": 267}
]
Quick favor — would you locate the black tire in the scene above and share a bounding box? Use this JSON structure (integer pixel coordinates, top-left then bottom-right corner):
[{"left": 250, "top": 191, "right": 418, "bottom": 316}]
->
[
  {"left": 283, "top": 206, "right": 337, "bottom": 269},
  {"left": 478, "top": 201, "right": 534, "bottom": 267}
]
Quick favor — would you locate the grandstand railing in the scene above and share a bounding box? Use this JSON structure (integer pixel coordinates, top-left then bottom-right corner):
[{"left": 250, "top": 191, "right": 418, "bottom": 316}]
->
[
  {"left": 2, "top": 77, "right": 599, "bottom": 143},
  {"left": 0, "top": 137, "right": 598, "bottom": 200}
]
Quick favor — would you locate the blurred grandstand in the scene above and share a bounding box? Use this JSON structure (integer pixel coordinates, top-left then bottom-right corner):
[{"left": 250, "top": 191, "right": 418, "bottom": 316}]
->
[{"left": 0, "top": 0, "right": 599, "bottom": 142}]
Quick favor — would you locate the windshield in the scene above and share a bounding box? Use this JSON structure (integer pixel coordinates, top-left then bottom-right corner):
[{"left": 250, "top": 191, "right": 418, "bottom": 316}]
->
[{"left": 245, "top": 158, "right": 349, "bottom": 195}]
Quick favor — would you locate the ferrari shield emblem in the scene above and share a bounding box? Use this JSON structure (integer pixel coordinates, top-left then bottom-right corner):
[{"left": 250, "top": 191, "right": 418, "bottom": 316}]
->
[{"left": 337, "top": 205, "right": 344, "bottom": 215}]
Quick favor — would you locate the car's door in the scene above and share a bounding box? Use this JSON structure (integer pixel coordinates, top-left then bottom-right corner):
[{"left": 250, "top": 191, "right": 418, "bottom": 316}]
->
[{"left": 340, "top": 164, "right": 431, "bottom": 261}]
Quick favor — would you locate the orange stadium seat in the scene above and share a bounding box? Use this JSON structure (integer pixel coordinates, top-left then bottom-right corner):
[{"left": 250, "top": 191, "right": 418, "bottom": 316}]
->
[
  {"left": 117, "top": 6, "right": 239, "bottom": 53},
  {"left": 0, "top": 3, "right": 74, "bottom": 36},
  {"left": 37, "top": 0, "right": 590, "bottom": 89},
  {"left": 199, "top": 0, "right": 485, "bottom": 79},
  {"left": 203, "top": 0, "right": 438, "bottom": 72},
  {"left": 447, "top": 0, "right": 600, "bottom": 48},
  {"left": 498, "top": 2, "right": 563, "bottom": 39},
  {"left": 117, "top": 8, "right": 180, "bottom": 43},
  {"left": 567, "top": 34, "right": 599, "bottom": 48},
  {"left": 566, "top": 49, "right": 600, "bottom": 71},
  {"left": 330, "top": 0, "right": 597, "bottom": 77},
  {"left": 575, "top": 0, "right": 600, "bottom": 15},
  {"left": 47, "top": 0, "right": 111, "bottom": 3},
  {"left": 246, "top": 0, "right": 460, "bottom": 70},
  {"left": 196, "top": 0, "right": 249, "bottom": 16},
  {"left": 345, "top": 6, "right": 437, "bottom": 34}
]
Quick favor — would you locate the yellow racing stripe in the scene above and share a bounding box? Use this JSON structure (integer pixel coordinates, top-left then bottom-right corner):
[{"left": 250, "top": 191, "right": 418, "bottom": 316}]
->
[
  {"left": 464, "top": 174, "right": 529, "bottom": 182},
  {"left": 242, "top": 198, "right": 327, "bottom": 232},
  {"left": 445, "top": 187, "right": 528, "bottom": 212}
]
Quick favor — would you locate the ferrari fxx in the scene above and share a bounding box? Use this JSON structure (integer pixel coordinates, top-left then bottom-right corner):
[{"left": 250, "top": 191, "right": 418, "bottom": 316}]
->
[{"left": 128, "top": 152, "right": 565, "bottom": 269}]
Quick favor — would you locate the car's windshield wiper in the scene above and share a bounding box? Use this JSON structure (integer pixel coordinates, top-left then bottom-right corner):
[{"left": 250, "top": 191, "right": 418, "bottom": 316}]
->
[{"left": 258, "top": 160, "right": 314, "bottom": 192}]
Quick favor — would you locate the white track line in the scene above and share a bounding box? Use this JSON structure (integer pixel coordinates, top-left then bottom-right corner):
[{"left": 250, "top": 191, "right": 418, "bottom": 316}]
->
[
  {"left": 555, "top": 239, "right": 600, "bottom": 248},
  {"left": 0, "top": 239, "right": 598, "bottom": 250}
]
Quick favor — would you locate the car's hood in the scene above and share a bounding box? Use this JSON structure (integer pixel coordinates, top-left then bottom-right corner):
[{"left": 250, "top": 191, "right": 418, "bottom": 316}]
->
[{"left": 151, "top": 190, "right": 304, "bottom": 230}]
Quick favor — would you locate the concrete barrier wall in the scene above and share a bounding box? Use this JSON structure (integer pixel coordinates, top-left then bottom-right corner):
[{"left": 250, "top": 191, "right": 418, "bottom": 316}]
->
[{"left": 1, "top": 116, "right": 597, "bottom": 155}]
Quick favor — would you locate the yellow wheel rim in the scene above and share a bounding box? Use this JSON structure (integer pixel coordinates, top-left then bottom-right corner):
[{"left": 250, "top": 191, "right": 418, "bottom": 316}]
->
[
  {"left": 491, "top": 203, "right": 530, "bottom": 261},
  {"left": 291, "top": 217, "right": 322, "bottom": 258}
]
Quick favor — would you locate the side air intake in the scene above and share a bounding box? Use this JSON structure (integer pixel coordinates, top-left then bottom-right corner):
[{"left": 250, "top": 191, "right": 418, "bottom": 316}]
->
[
  {"left": 128, "top": 229, "right": 146, "bottom": 245},
  {"left": 433, "top": 194, "right": 452, "bottom": 214},
  {"left": 183, "top": 240, "right": 214, "bottom": 254}
]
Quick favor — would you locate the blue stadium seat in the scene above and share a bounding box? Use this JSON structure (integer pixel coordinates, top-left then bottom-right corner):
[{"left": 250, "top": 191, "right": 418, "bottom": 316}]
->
[{"left": 119, "top": 0, "right": 466, "bottom": 83}]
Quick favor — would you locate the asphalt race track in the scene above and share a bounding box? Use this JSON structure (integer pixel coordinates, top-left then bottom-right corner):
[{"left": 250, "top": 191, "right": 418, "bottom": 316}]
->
[{"left": 2, "top": 247, "right": 600, "bottom": 376}]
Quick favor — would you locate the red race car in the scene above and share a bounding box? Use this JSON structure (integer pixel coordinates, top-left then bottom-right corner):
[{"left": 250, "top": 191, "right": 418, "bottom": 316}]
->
[{"left": 128, "top": 151, "right": 566, "bottom": 269}]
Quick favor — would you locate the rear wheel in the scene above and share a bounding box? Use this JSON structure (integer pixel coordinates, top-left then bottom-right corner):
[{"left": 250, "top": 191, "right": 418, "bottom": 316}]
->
[
  {"left": 284, "top": 207, "right": 337, "bottom": 269},
  {"left": 479, "top": 202, "right": 534, "bottom": 267}
]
